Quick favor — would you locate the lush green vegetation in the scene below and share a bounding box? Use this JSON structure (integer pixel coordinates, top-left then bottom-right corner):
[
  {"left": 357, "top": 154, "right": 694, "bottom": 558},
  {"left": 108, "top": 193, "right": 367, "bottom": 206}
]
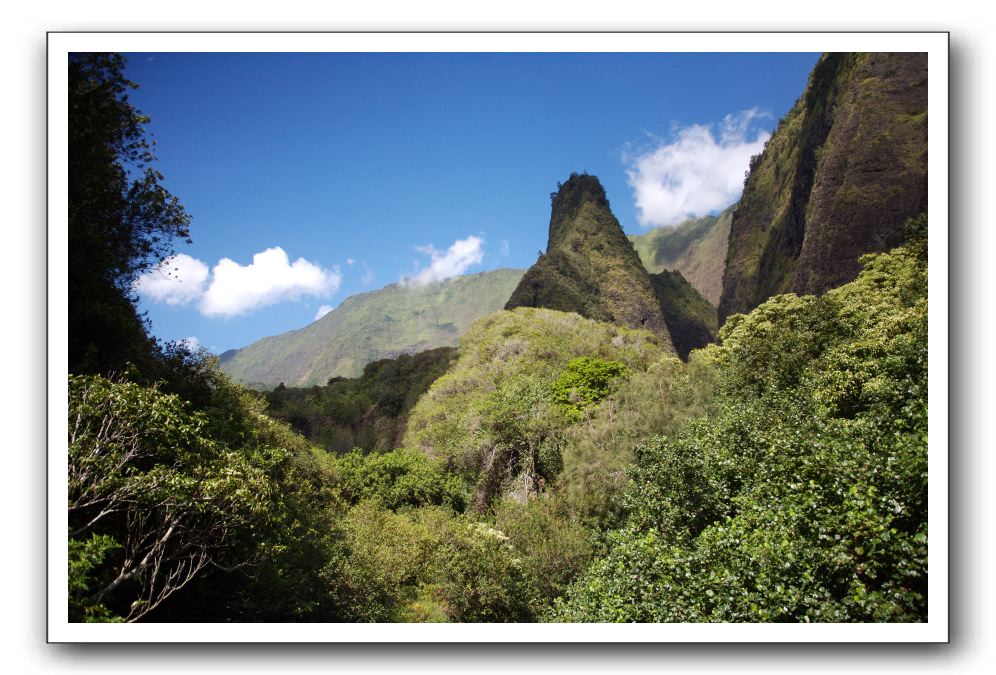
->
[
  {"left": 220, "top": 268, "right": 525, "bottom": 388},
  {"left": 404, "top": 307, "right": 669, "bottom": 508},
  {"left": 548, "top": 220, "right": 927, "bottom": 622}
]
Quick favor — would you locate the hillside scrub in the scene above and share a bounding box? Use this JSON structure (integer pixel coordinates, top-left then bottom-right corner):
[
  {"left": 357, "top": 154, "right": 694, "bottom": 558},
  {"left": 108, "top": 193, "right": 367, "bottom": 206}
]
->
[
  {"left": 548, "top": 220, "right": 928, "bottom": 622},
  {"left": 404, "top": 307, "right": 669, "bottom": 510}
]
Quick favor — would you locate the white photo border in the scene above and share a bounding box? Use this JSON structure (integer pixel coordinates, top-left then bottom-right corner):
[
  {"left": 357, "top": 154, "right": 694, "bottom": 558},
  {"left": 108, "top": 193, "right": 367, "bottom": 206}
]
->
[{"left": 47, "top": 31, "right": 949, "bottom": 643}]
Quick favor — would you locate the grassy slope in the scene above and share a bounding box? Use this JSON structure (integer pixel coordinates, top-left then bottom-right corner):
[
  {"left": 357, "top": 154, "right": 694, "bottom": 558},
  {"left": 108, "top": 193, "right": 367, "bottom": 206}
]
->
[
  {"left": 220, "top": 268, "right": 525, "bottom": 388},
  {"left": 628, "top": 205, "right": 734, "bottom": 306}
]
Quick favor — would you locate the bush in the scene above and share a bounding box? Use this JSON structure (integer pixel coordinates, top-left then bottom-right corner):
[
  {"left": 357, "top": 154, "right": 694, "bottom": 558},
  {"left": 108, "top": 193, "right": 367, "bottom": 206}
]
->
[
  {"left": 550, "top": 356, "right": 630, "bottom": 421},
  {"left": 494, "top": 496, "right": 596, "bottom": 603},
  {"left": 333, "top": 447, "right": 468, "bottom": 512},
  {"left": 337, "top": 501, "right": 539, "bottom": 622},
  {"left": 68, "top": 374, "right": 291, "bottom": 622}
]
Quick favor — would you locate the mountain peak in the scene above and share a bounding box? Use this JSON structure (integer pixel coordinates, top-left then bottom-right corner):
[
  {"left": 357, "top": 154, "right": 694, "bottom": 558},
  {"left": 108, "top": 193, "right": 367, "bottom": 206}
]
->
[
  {"left": 548, "top": 172, "right": 612, "bottom": 250},
  {"left": 506, "top": 173, "right": 676, "bottom": 352}
]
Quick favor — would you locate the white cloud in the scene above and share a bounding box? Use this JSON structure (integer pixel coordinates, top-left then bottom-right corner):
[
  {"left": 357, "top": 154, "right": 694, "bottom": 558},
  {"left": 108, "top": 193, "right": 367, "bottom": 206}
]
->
[
  {"left": 179, "top": 336, "right": 202, "bottom": 351},
  {"left": 200, "top": 248, "right": 341, "bottom": 318},
  {"left": 345, "top": 258, "right": 355, "bottom": 266},
  {"left": 500, "top": 239, "right": 510, "bottom": 257},
  {"left": 361, "top": 261, "right": 374, "bottom": 287},
  {"left": 136, "top": 247, "right": 341, "bottom": 319},
  {"left": 401, "top": 235, "right": 485, "bottom": 287},
  {"left": 625, "top": 109, "right": 771, "bottom": 228},
  {"left": 134, "top": 254, "right": 209, "bottom": 306},
  {"left": 314, "top": 304, "right": 334, "bottom": 321}
]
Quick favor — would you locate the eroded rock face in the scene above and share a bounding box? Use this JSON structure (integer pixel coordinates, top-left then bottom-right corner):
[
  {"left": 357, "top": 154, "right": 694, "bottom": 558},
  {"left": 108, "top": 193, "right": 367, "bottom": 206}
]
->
[
  {"left": 505, "top": 173, "right": 676, "bottom": 353},
  {"left": 719, "top": 52, "right": 927, "bottom": 323}
]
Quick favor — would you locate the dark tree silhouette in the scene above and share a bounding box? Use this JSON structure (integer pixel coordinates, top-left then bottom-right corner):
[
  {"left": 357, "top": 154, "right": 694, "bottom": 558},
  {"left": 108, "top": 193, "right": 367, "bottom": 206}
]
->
[{"left": 68, "top": 52, "right": 191, "bottom": 376}]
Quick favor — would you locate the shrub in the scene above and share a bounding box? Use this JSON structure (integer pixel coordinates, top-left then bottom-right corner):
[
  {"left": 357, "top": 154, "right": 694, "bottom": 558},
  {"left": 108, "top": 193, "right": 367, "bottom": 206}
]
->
[
  {"left": 337, "top": 501, "right": 539, "bottom": 622},
  {"left": 550, "top": 356, "right": 630, "bottom": 421},
  {"left": 333, "top": 447, "right": 468, "bottom": 512}
]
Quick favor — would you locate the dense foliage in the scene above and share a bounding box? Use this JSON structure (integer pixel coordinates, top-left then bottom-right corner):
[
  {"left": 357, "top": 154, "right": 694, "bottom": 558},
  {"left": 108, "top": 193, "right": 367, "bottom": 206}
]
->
[
  {"left": 548, "top": 222, "right": 928, "bottom": 622},
  {"left": 68, "top": 373, "right": 323, "bottom": 621},
  {"left": 265, "top": 347, "right": 457, "bottom": 453},
  {"left": 404, "top": 307, "right": 668, "bottom": 509},
  {"left": 550, "top": 356, "right": 630, "bottom": 422}
]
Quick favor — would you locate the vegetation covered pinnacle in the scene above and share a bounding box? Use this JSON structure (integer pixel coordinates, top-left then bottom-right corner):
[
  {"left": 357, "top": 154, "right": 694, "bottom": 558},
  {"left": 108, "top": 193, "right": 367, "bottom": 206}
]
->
[{"left": 505, "top": 173, "right": 677, "bottom": 352}]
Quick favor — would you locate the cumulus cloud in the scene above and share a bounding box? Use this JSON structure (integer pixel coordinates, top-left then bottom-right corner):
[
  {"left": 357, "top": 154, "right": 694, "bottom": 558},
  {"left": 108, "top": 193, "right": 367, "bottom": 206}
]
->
[
  {"left": 135, "top": 247, "right": 341, "bottom": 319},
  {"left": 314, "top": 304, "right": 334, "bottom": 321},
  {"left": 345, "top": 258, "right": 355, "bottom": 266},
  {"left": 200, "top": 248, "right": 341, "bottom": 318},
  {"left": 179, "top": 336, "right": 202, "bottom": 351},
  {"left": 625, "top": 109, "right": 771, "bottom": 228},
  {"left": 134, "top": 254, "right": 209, "bottom": 306},
  {"left": 402, "top": 235, "right": 485, "bottom": 287}
]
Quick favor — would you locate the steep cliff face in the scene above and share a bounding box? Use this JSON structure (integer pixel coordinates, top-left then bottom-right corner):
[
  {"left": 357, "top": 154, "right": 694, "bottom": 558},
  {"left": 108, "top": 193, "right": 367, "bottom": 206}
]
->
[
  {"left": 629, "top": 205, "right": 734, "bottom": 306},
  {"left": 505, "top": 173, "right": 676, "bottom": 352},
  {"left": 718, "top": 52, "right": 927, "bottom": 323}
]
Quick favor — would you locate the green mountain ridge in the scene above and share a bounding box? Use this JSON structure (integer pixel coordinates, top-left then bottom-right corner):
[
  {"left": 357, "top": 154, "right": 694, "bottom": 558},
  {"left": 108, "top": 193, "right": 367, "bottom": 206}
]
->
[
  {"left": 719, "top": 52, "right": 927, "bottom": 322},
  {"left": 628, "top": 205, "right": 734, "bottom": 306},
  {"left": 219, "top": 268, "right": 526, "bottom": 388}
]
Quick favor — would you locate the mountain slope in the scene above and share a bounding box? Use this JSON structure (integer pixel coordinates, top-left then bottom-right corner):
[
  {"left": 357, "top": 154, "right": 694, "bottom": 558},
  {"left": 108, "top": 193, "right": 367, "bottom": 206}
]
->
[
  {"left": 220, "top": 268, "right": 525, "bottom": 388},
  {"left": 648, "top": 270, "right": 717, "bottom": 360},
  {"left": 719, "top": 52, "right": 927, "bottom": 323},
  {"left": 505, "top": 173, "right": 675, "bottom": 352},
  {"left": 628, "top": 205, "right": 734, "bottom": 306}
]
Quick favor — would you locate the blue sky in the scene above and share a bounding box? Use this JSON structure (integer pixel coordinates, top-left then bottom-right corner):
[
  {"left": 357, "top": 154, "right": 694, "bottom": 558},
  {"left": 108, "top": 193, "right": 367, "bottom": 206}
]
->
[{"left": 124, "top": 52, "right": 820, "bottom": 353}]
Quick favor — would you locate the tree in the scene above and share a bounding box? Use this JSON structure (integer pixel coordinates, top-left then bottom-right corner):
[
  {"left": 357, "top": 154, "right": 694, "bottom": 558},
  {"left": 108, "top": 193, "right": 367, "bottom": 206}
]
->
[
  {"left": 68, "top": 374, "right": 290, "bottom": 622},
  {"left": 68, "top": 53, "right": 191, "bottom": 376}
]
